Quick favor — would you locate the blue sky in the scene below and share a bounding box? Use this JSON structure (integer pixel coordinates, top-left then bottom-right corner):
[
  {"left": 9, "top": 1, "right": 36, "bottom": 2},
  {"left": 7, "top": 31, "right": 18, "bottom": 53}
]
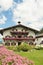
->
[{"left": 0, "top": 0, "right": 43, "bottom": 30}]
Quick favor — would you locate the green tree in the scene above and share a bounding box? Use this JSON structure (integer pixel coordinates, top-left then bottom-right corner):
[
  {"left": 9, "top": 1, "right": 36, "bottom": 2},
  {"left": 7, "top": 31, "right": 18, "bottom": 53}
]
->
[{"left": 40, "top": 28, "right": 43, "bottom": 33}]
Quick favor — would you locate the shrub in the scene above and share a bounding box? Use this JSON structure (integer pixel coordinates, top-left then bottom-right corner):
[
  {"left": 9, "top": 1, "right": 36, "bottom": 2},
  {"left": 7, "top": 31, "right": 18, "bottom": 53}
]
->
[
  {"left": 5, "top": 43, "right": 35, "bottom": 52},
  {"left": 35, "top": 47, "right": 40, "bottom": 50},
  {"left": 6, "top": 46, "right": 14, "bottom": 50},
  {"left": 35, "top": 45, "right": 41, "bottom": 50},
  {"left": 40, "top": 47, "right": 43, "bottom": 50},
  {"left": 6, "top": 46, "right": 18, "bottom": 51},
  {"left": 18, "top": 42, "right": 33, "bottom": 51},
  {"left": 40, "top": 45, "right": 43, "bottom": 50},
  {"left": 35, "top": 45, "right": 43, "bottom": 50}
]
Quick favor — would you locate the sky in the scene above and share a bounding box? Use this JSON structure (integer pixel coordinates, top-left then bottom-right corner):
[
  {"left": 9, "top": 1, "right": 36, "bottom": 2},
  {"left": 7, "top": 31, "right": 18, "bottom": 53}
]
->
[{"left": 0, "top": 0, "right": 43, "bottom": 31}]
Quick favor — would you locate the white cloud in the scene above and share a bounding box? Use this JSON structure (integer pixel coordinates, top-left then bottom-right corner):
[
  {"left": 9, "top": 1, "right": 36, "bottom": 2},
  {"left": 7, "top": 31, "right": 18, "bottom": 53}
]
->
[
  {"left": 0, "top": 34, "right": 3, "bottom": 38},
  {"left": 0, "top": 15, "right": 7, "bottom": 24},
  {"left": 0, "top": 0, "right": 16, "bottom": 25},
  {"left": 0, "top": 28, "right": 3, "bottom": 30},
  {"left": 13, "top": 0, "right": 43, "bottom": 30},
  {"left": 0, "top": 0, "right": 14, "bottom": 11}
]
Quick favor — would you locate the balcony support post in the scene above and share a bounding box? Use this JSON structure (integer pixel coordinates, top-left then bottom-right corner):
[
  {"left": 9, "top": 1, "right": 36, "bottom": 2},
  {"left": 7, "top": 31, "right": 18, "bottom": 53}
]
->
[
  {"left": 16, "top": 42, "right": 18, "bottom": 46},
  {"left": 10, "top": 42, "right": 11, "bottom": 46}
]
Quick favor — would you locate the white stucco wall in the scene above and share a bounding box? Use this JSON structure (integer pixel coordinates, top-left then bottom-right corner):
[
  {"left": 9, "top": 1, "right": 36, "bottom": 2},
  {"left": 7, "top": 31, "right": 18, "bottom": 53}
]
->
[
  {"left": 3, "top": 29, "right": 11, "bottom": 38},
  {"left": 28, "top": 30, "right": 35, "bottom": 38},
  {"left": 35, "top": 37, "right": 43, "bottom": 45},
  {"left": 16, "top": 27, "right": 23, "bottom": 31},
  {"left": 3, "top": 27, "right": 36, "bottom": 38},
  {"left": 16, "top": 27, "right": 35, "bottom": 37}
]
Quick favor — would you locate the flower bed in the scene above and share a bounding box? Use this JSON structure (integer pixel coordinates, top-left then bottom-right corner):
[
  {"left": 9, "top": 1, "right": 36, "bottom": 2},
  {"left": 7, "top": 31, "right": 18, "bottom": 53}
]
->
[{"left": 0, "top": 46, "right": 34, "bottom": 65}]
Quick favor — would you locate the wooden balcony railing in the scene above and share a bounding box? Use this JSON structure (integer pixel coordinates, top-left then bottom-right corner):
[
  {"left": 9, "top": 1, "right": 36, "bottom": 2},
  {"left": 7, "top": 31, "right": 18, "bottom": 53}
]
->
[
  {"left": 10, "top": 31, "right": 29, "bottom": 34},
  {"left": 3, "top": 37, "right": 35, "bottom": 41}
]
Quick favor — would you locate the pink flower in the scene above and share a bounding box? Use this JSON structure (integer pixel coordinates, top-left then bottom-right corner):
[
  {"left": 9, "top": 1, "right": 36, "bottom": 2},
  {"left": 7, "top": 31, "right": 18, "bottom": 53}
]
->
[{"left": 0, "top": 46, "right": 34, "bottom": 65}]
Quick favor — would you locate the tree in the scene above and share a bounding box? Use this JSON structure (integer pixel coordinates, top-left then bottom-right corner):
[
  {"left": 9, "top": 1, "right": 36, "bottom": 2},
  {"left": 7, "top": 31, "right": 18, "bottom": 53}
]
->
[{"left": 40, "top": 28, "right": 43, "bottom": 33}]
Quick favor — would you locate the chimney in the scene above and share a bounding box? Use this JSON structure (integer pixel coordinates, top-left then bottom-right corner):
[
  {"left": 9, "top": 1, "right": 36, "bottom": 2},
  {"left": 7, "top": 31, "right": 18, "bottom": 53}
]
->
[{"left": 18, "top": 21, "right": 21, "bottom": 25}]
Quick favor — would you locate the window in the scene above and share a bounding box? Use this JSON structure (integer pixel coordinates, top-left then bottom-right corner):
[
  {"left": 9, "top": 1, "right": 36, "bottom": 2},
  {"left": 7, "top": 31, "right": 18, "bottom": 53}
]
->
[
  {"left": 29, "top": 36, "right": 33, "bottom": 38},
  {"left": 16, "top": 29, "right": 17, "bottom": 31},
  {"left": 29, "top": 42, "right": 33, "bottom": 45},
  {"left": 5, "top": 43, "right": 10, "bottom": 46},
  {"left": 5, "top": 35, "right": 11, "bottom": 38},
  {"left": 40, "top": 41, "right": 43, "bottom": 44},
  {"left": 18, "top": 36, "right": 21, "bottom": 38}
]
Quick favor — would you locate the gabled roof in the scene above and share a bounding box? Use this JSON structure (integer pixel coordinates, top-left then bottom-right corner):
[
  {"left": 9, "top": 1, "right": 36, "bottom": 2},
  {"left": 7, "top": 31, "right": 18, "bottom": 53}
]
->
[{"left": 0, "top": 24, "right": 39, "bottom": 33}]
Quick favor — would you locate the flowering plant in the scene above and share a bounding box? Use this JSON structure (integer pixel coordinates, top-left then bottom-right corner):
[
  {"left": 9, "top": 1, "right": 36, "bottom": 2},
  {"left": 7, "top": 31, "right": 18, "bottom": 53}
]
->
[{"left": 0, "top": 46, "right": 34, "bottom": 65}]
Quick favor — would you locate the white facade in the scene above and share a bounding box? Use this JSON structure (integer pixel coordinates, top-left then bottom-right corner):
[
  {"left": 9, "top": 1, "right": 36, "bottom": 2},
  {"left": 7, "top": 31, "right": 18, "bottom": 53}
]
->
[
  {"left": 28, "top": 30, "right": 35, "bottom": 38},
  {"left": 35, "top": 34, "right": 43, "bottom": 45},
  {"left": 35, "top": 38, "right": 43, "bottom": 45},
  {"left": 0, "top": 24, "right": 39, "bottom": 46},
  {"left": 3, "top": 27, "right": 35, "bottom": 38},
  {"left": 3, "top": 29, "right": 11, "bottom": 38}
]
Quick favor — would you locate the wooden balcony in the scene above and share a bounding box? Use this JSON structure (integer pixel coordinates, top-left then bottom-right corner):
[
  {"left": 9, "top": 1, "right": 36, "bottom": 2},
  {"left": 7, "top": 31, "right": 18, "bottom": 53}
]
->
[
  {"left": 3, "top": 37, "right": 35, "bottom": 41},
  {"left": 10, "top": 31, "right": 29, "bottom": 34}
]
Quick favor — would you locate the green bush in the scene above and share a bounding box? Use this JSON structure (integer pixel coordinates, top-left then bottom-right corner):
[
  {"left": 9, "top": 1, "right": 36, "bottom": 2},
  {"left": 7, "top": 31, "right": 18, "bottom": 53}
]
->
[
  {"left": 35, "top": 47, "right": 40, "bottom": 50},
  {"left": 5, "top": 42, "right": 35, "bottom": 52},
  {"left": 40, "top": 47, "right": 43, "bottom": 50},
  {"left": 35, "top": 45, "right": 43, "bottom": 50},
  {"left": 6, "top": 46, "right": 18, "bottom": 51},
  {"left": 13, "top": 46, "right": 18, "bottom": 51},
  {"left": 6, "top": 46, "right": 14, "bottom": 50},
  {"left": 18, "top": 42, "right": 33, "bottom": 51},
  {"left": 35, "top": 45, "right": 41, "bottom": 50}
]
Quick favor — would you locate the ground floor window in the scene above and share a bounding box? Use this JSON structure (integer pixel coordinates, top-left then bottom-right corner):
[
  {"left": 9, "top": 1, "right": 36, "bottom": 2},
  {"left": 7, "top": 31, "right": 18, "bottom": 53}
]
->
[
  {"left": 29, "top": 42, "right": 33, "bottom": 45},
  {"left": 18, "top": 42, "right": 21, "bottom": 45},
  {"left": 5, "top": 43, "right": 10, "bottom": 46},
  {"left": 11, "top": 43, "right": 16, "bottom": 46}
]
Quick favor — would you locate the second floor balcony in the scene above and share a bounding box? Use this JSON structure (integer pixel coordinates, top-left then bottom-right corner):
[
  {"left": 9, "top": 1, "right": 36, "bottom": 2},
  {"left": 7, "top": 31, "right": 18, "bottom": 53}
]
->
[{"left": 3, "top": 37, "right": 35, "bottom": 41}]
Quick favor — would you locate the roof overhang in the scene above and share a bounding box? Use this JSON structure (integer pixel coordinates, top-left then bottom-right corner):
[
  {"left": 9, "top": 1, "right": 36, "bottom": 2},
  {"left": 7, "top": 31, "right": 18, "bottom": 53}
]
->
[{"left": 0, "top": 24, "right": 39, "bottom": 34}]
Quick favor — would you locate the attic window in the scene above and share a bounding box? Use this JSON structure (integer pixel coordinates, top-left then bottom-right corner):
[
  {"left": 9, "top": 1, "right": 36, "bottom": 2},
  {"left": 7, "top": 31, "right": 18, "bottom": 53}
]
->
[{"left": 5, "top": 35, "right": 11, "bottom": 38}]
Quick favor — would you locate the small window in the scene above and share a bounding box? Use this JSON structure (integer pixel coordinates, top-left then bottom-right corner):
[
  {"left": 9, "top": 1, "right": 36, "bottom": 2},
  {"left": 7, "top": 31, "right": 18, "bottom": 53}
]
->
[
  {"left": 29, "top": 42, "right": 33, "bottom": 45},
  {"left": 16, "top": 29, "right": 17, "bottom": 31},
  {"left": 5, "top": 43, "right": 10, "bottom": 46},
  {"left": 40, "top": 41, "right": 43, "bottom": 44},
  {"left": 5, "top": 35, "right": 11, "bottom": 38},
  {"left": 18, "top": 36, "right": 21, "bottom": 38},
  {"left": 29, "top": 36, "right": 33, "bottom": 38}
]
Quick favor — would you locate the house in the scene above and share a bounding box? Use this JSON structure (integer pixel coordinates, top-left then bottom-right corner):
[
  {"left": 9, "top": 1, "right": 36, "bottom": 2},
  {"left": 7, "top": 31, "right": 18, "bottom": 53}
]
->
[
  {"left": 35, "top": 33, "right": 43, "bottom": 45},
  {"left": 0, "top": 21, "right": 39, "bottom": 46},
  {"left": 0, "top": 34, "right": 3, "bottom": 46}
]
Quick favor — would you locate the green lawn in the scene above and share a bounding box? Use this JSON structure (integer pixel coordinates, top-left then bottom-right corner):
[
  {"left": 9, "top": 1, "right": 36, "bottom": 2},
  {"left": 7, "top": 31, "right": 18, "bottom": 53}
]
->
[{"left": 15, "top": 50, "right": 43, "bottom": 65}]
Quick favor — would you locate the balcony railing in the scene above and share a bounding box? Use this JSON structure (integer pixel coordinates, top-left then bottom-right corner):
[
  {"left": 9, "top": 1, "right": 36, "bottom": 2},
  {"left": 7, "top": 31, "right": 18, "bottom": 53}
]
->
[
  {"left": 3, "top": 37, "right": 35, "bottom": 41},
  {"left": 10, "top": 31, "right": 29, "bottom": 34}
]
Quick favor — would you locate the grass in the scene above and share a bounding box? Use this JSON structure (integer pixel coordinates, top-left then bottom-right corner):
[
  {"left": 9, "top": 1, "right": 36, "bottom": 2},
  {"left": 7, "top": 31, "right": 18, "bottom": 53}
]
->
[
  {"left": 6, "top": 46, "right": 43, "bottom": 65},
  {"left": 15, "top": 50, "right": 43, "bottom": 65}
]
